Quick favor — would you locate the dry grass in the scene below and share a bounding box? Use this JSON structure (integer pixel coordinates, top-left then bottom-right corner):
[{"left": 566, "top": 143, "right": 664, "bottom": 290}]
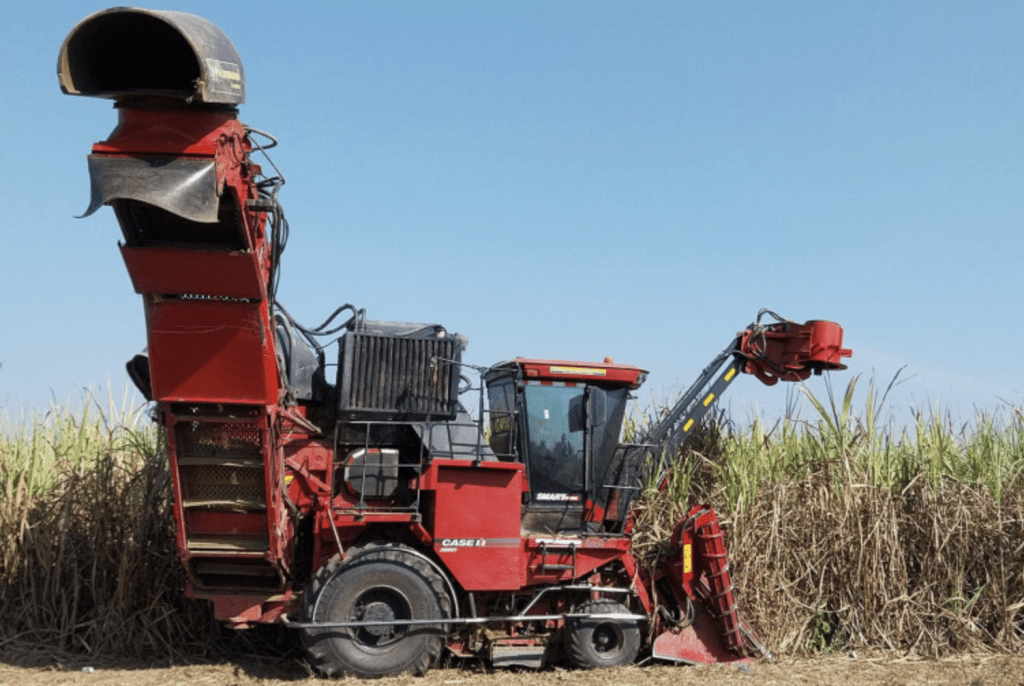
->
[
  {"left": 728, "top": 473, "right": 1024, "bottom": 657},
  {"left": 5, "top": 378, "right": 1024, "bottom": 662},
  {"left": 0, "top": 396, "right": 224, "bottom": 664},
  {"left": 640, "top": 376, "right": 1024, "bottom": 657}
]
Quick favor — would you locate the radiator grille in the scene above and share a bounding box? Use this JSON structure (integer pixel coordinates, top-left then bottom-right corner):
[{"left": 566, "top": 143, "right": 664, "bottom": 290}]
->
[{"left": 338, "top": 332, "right": 461, "bottom": 420}]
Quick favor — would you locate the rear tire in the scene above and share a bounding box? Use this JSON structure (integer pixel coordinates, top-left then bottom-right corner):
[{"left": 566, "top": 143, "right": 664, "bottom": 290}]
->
[
  {"left": 565, "top": 599, "right": 641, "bottom": 669},
  {"left": 301, "top": 546, "right": 451, "bottom": 678}
]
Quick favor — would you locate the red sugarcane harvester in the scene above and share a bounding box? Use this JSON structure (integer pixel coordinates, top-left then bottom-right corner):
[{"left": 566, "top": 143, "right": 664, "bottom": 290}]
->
[{"left": 59, "top": 8, "right": 851, "bottom": 677}]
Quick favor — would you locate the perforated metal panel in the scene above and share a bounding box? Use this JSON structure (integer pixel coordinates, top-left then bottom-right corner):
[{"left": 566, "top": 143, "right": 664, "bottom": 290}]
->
[
  {"left": 180, "top": 464, "right": 265, "bottom": 505},
  {"left": 174, "top": 421, "right": 267, "bottom": 510},
  {"left": 175, "top": 421, "right": 262, "bottom": 457}
]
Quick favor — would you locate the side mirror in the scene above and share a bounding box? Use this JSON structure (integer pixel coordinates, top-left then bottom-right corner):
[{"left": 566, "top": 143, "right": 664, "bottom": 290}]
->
[
  {"left": 568, "top": 394, "right": 586, "bottom": 433},
  {"left": 587, "top": 388, "right": 607, "bottom": 428}
]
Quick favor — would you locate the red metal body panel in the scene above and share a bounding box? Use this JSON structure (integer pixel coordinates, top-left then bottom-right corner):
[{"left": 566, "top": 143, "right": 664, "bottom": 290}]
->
[
  {"left": 121, "top": 246, "right": 265, "bottom": 299},
  {"left": 92, "top": 108, "right": 241, "bottom": 157},
  {"left": 434, "top": 540, "right": 525, "bottom": 592},
  {"left": 426, "top": 461, "right": 527, "bottom": 591},
  {"left": 146, "top": 299, "right": 278, "bottom": 404},
  {"left": 163, "top": 409, "right": 191, "bottom": 567},
  {"left": 652, "top": 610, "right": 752, "bottom": 665},
  {"left": 804, "top": 320, "right": 851, "bottom": 367},
  {"left": 188, "top": 590, "right": 295, "bottom": 628},
  {"left": 523, "top": 535, "right": 632, "bottom": 585},
  {"left": 185, "top": 510, "right": 268, "bottom": 537},
  {"left": 283, "top": 439, "right": 333, "bottom": 511}
]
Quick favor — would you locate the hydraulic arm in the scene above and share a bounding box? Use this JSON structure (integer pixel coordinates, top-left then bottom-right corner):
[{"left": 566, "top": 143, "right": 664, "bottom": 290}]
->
[{"left": 641, "top": 309, "right": 851, "bottom": 462}]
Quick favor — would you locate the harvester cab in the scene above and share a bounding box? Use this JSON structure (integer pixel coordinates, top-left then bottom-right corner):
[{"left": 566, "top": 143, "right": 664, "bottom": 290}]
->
[
  {"left": 60, "top": 7, "right": 853, "bottom": 678},
  {"left": 484, "top": 359, "right": 645, "bottom": 535}
]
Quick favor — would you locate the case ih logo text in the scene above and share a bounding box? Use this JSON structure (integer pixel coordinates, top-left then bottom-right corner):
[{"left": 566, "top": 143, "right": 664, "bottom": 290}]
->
[{"left": 440, "top": 538, "right": 486, "bottom": 548}]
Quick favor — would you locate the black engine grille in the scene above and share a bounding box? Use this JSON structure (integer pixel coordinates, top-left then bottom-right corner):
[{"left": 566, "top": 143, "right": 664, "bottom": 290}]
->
[{"left": 337, "top": 331, "right": 461, "bottom": 420}]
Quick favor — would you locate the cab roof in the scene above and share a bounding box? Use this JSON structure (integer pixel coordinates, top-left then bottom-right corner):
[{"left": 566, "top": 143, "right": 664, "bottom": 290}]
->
[{"left": 511, "top": 358, "right": 648, "bottom": 389}]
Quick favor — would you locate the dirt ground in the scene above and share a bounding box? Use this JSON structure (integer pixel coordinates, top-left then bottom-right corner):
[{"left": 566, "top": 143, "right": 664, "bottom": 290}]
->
[{"left": 1, "top": 654, "right": 1022, "bottom": 686}]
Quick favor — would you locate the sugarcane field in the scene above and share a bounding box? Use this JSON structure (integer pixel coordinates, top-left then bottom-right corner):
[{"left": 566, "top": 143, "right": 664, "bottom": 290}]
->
[{"left": 5, "top": 389, "right": 1024, "bottom": 684}]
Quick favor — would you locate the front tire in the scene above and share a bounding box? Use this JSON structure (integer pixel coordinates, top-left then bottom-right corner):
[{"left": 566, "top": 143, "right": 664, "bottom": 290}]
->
[
  {"left": 565, "top": 599, "right": 641, "bottom": 669},
  {"left": 301, "top": 547, "right": 451, "bottom": 678}
]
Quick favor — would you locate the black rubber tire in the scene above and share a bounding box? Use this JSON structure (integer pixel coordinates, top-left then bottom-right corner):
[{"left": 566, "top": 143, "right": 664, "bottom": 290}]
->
[
  {"left": 565, "top": 599, "right": 641, "bottom": 669},
  {"left": 300, "top": 546, "right": 451, "bottom": 678}
]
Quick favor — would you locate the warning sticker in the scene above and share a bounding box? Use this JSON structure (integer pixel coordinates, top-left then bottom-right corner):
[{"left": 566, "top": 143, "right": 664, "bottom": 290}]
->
[
  {"left": 205, "top": 58, "right": 243, "bottom": 96},
  {"left": 549, "top": 366, "right": 607, "bottom": 376}
]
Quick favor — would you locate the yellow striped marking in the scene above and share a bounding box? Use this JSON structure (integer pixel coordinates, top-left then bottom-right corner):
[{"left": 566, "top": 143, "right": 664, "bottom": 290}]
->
[
  {"left": 683, "top": 419, "right": 694, "bottom": 432},
  {"left": 703, "top": 392, "right": 715, "bottom": 407},
  {"left": 549, "top": 365, "right": 607, "bottom": 376},
  {"left": 724, "top": 367, "right": 736, "bottom": 382}
]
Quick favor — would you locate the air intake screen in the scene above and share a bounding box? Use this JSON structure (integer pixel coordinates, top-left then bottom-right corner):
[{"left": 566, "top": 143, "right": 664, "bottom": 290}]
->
[{"left": 337, "top": 332, "right": 461, "bottom": 420}]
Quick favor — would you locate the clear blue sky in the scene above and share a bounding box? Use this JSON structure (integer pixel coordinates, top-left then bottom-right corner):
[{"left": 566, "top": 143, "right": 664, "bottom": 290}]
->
[{"left": 1, "top": 1, "right": 1021, "bottom": 428}]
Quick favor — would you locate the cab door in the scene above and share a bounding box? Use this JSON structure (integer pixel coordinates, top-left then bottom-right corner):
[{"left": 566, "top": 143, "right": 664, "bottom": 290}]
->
[{"left": 520, "top": 381, "right": 587, "bottom": 533}]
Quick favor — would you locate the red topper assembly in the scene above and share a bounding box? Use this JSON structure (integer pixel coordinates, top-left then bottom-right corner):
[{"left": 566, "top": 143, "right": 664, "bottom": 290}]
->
[{"left": 60, "top": 8, "right": 852, "bottom": 677}]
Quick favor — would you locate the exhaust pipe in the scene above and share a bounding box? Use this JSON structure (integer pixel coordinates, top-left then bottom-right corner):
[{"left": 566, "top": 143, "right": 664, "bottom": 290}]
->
[{"left": 57, "top": 7, "right": 244, "bottom": 106}]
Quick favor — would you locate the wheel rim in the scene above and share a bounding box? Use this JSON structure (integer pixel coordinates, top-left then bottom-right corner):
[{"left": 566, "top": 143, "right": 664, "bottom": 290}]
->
[
  {"left": 350, "top": 586, "right": 411, "bottom": 649},
  {"left": 591, "top": 623, "right": 624, "bottom": 657}
]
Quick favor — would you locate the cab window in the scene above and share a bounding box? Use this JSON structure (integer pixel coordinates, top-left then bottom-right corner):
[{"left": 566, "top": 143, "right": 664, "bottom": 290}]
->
[{"left": 523, "top": 384, "right": 585, "bottom": 495}]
